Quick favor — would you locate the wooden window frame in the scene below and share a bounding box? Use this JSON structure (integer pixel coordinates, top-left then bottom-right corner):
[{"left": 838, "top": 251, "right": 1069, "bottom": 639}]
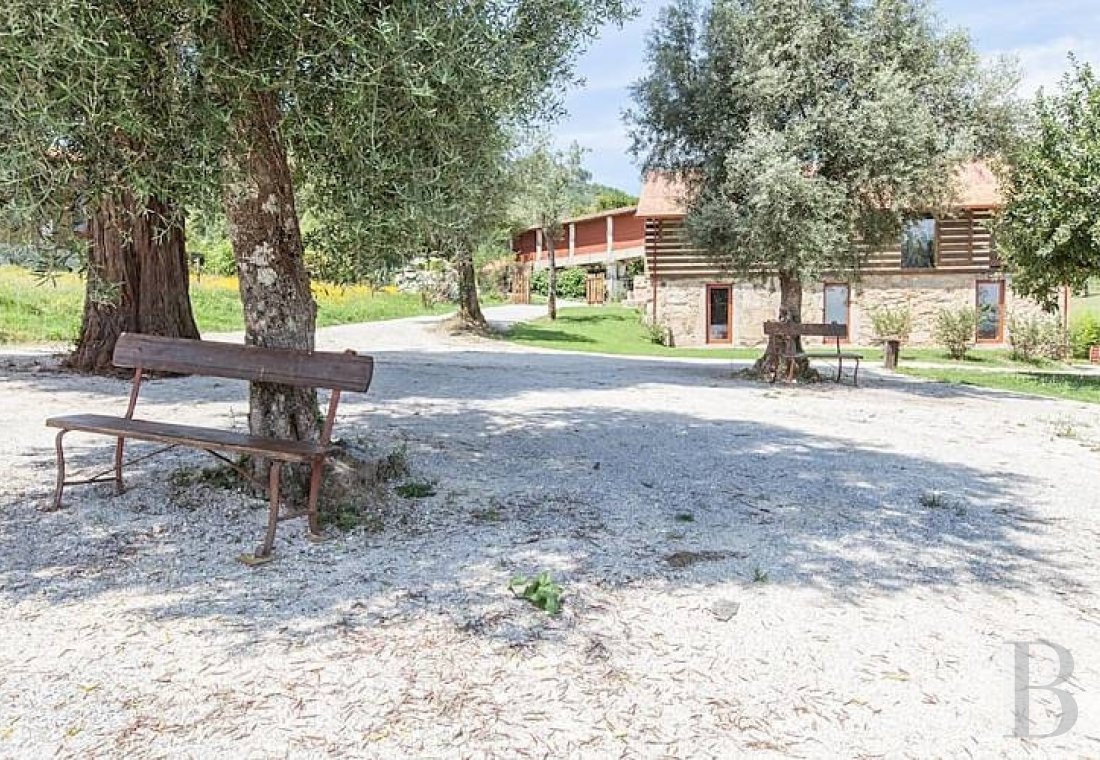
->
[
  {"left": 901, "top": 217, "right": 937, "bottom": 270},
  {"left": 705, "top": 283, "right": 733, "bottom": 345},
  {"left": 975, "top": 279, "right": 1005, "bottom": 343},
  {"left": 822, "top": 282, "right": 851, "bottom": 342}
]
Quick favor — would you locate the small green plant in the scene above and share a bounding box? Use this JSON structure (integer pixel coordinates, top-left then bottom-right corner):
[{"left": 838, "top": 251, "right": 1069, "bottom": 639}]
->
[
  {"left": 1007, "top": 313, "right": 1067, "bottom": 363},
  {"left": 1049, "top": 417, "right": 1080, "bottom": 440},
  {"left": 509, "top": 571, "right": 563, "bottom": 615},
  {"left": 637, "top": 309, "right": 672, "bottom": 346},
  {"left": 751, "top": 566, "right": 770, "bottom": 584},
  {"left": 869, "top": 305, "right": 913, "bottom": 343},
  {"left": 1069, "top": 313, "right": 1100, "bottom": 360},
  {"left": 673, "top": 512, "right": 695, "bottom": 523},
  {"left": 396, "top": 480, "right": 436, "bottom": 498},
  {"left": 471, "top": 507, "right": 501, "bottom": 522},
  {"left": 919, "top": 490, "right": 947, "bottom": 508},
  {"left": 933, "top": 307, "right": 977, "bottom": 360}
]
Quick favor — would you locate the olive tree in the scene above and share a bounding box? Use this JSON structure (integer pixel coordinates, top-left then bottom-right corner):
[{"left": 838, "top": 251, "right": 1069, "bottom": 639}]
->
[
  {"left": 627, "top": 0, "right": 1017, "bottom": 377},
  {"left": 0, "top": 1, "right": 630, "bottom": 461},
  {"left": 997, "top": 59, "right": 1100, "bottom": 310}
]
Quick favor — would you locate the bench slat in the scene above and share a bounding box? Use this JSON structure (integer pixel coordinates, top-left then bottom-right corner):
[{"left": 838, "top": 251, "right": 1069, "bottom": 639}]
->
[
  {"left": 113, "top": 333, "right": 374, "bottom": 391},
  {"left": 764, "top": 321, "right": 846, "bottom": 338},
  {"left": 46, "top": 414, "right": 327, "bottom": 462}
]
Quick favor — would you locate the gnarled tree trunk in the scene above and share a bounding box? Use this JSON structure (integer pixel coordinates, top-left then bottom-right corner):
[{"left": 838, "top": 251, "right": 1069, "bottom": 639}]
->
[
  {"left": 545, "top": 231, "right": 558, "bottom": 321},
  {"left": 752, "top": 270, "right": 811, "bottom": 380},
  {"left": 222, "top": 6, "right": 319, "bottom": 483},
  {"left": 454, "top": 246, "right": 486, "bottom": 328},
  {"left": 69, "top": 193, "right": 198, "bottom": 373}
]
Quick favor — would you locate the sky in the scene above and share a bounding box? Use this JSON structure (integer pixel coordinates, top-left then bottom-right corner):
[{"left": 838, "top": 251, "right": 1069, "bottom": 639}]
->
[{"left": 555, "top": 0, "right": 1100, "bottom": 195}]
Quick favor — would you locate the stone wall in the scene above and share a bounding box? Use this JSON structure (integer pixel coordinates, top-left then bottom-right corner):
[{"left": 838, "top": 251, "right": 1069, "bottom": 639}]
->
[{"left": 646, "top": 273, "right": 1060, "bottom": 348}]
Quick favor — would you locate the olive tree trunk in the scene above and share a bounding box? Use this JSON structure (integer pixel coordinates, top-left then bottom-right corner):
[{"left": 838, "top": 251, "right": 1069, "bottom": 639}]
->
[
  {"left": 454, "top": 246, "right": 486, "bottom": 328},
  {"left": 69, "top": 194, "right": 199, "bottom": 373},
  {"left": 545, "top": 230, "right": 558, "bottom": 321},
  {"left": 222, "top": 5, "right": 320, "bottom": 476},
  {"left": 752, "top": 270, "right": 811, "bottom": 380}
]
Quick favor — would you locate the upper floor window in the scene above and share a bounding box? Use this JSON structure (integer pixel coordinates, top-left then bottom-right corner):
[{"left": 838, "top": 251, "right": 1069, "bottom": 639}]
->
[{"left": 901, "top": 218, "right": 935, "bottom": 269}]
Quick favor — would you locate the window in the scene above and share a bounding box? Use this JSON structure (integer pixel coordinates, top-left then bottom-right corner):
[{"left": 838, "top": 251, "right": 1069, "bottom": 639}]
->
[
  {"left": 823, "top": 283, "right": 850, "bottom": 339},
  {"left": 706, "top": 285, "right": 732, "bottom": 343},
  {"left": 901, "top": 218, "right": 936, "bottom": 268},
  {"left": 976, "top": 281, "right": 1004, "bottom": 342}
]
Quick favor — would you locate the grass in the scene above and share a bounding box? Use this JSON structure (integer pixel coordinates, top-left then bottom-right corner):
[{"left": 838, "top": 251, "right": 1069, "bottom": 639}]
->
[
  {"left": 507, "top": 306, "right": 762, "bottom": 360},
  {"left": 0, "top": 265, "right": 452, "bottom": 344},
  {"left": 506, "top": 304, "right": 1065, "bottom": 369},
  {"left": 899, "top": 367, "right": 1100, "bottom": 405},
  {"left": 1073, "top": 290, "right": 1100, "bottom": 320}
]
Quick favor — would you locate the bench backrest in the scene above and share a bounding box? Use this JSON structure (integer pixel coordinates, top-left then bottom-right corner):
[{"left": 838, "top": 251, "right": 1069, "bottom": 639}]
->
[
  {"left": 113, "top": 333, "right": 374, "bottom": 392},
  {"left": 764, "top": 321, "right": 846, "bottom": 338}
]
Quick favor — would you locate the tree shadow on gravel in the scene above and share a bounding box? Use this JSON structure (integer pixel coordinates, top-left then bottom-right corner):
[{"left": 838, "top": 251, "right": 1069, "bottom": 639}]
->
[{"left": 0, "top": 390, "right": 1084, "bottom": 649}]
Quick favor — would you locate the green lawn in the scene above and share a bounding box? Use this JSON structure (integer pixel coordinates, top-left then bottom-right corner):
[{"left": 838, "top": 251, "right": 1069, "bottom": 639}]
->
[
  {"left": 899, "top": 367, "right": 1100, "bottom": 405},
  {"left": 506, "top": 305, "right": 1064, "bottom": 369},
  {"left": 0, "top": 265, "right": 451, "bottom": 344},
  {"left": 1073, "top": 290, "right": 1100, "bottom": 320},
  {"left": 507, "top": 306, "right": 762, "bottom": 360}
]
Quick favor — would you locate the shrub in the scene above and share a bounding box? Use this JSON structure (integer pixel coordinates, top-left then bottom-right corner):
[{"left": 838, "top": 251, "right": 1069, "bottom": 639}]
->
[
  {"left": 933, "top": 307, "right": 977, "bottom": 360},
  {"left": 1069, "top": 313, "right": 1100, "bottom": 359},
  {"left": 637, "top": 307, "right": 671, "bottom": 346},
  {"left": 531, "top": 266, "right": 587, "bottom": 300},
  {"left": 869, "top": 305, "right": 913, "bottom": 343},
  {"left": 1007, "top": 312, "right": 1067, "bottom": 362}
]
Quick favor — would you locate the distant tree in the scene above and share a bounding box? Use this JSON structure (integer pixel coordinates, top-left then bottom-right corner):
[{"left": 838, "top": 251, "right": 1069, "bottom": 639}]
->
[
  {"left": 627, "top": 0, "right": 1017, "bottom": 377},
  {"left": 592, "top": 186, "right": 639, "bottom": 211},
  {"left": 509, "top": 141, "right": 591, "bottom": 320},
  {"left": 997, "top": 59, "right": 1100, "bottom": 310}
]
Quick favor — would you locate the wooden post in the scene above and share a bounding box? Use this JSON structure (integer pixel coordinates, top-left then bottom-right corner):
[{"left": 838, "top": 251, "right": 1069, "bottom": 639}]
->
[{"left": 883, "top": 339, "right": 901, "bottom": 370}]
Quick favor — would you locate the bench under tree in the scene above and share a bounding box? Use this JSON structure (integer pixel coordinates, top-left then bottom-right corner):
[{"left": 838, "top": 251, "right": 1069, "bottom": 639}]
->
[
  {"left": 45, "top": 333, "right": 374, "bottom": 564},
  {"left": 763, "top": 321, "right": 861, "bottom": 386}
]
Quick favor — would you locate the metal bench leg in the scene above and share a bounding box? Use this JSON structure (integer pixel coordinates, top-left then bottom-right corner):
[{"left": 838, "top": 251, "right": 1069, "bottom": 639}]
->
[
  {"left": 853, "top": 359, "right": 860, "bottom": 387},
  {"left": 257, "top": 461, "right": 282, "bottom": 559},
  {"left": 836, "top": 358, "right": 843, "bottom": 383},
  {"left": 113, "top": 437, "right": 126, "bottom": 495},
  {"left": 306, "top": 456, "right": 324, "bottom": 540},
  {"left": 49, "top": 430, "right": 68, "bottom": 511}
]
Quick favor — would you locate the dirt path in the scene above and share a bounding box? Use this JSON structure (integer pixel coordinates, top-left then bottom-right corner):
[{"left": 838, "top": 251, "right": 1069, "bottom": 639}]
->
[{"left": 1, "top": 306, "right": 1099, "bottom": 757}]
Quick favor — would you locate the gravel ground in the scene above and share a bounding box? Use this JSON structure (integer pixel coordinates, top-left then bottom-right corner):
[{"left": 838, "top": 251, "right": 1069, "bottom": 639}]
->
[{"left": 2, "top": 305, "right": 1100, "bottom": 758}]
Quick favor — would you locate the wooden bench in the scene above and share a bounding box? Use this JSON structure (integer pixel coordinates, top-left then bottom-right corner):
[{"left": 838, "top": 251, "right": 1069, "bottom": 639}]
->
[
  {"left": 45, "top": 333, "right": 374, "bottom": 564},
  {"left": 763, "top": 321, "right": 861, "bottom": 386}
]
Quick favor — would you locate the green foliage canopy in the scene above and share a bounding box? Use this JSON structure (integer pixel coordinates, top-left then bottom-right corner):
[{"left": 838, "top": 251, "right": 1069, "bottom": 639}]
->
[
  {"left": 626, "top": 0, "right": 1018, "bottom": 283},
  {"left": 997, "top": 60, "right": 1100, "bottom": 310},
  {"left": 0, "top": 1, "right": 632, "bottom": 280}
]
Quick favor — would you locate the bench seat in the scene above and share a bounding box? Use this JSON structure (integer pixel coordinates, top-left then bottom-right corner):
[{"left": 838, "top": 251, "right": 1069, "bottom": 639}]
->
[
  {"left": 802, "top": 351, "right": 862, "bottom": 360},
  {"left": 47, "top": 414, "right": 327, "bottom": 462}
]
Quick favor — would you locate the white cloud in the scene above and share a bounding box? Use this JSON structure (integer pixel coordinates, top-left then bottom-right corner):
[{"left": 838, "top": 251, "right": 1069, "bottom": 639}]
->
[
  {"left": 991, "top": 36, "right": 1100, "bottom": 96},
  {"left": 553, "top": 128, "right": 631, "bottom": 154}
]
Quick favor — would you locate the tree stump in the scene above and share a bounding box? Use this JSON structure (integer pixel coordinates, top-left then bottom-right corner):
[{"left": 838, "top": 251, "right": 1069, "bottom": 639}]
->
[{"left": 883, "top": 339, "right": 901, "bottom": 370}]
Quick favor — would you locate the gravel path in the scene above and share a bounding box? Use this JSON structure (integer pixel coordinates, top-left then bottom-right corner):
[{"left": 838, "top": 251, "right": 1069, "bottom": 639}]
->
[{"left": 2, "top": 305, "right": 1099, "bottom": 758}]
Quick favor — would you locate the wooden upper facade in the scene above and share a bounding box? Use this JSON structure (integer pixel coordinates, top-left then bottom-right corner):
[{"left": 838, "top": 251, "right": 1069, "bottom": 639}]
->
[
  {"left": 639, "top": 161, "right": 1003, "bottom": 279},
  {"left": 512, "top": 206, "right": 645, "bottom": 268}
]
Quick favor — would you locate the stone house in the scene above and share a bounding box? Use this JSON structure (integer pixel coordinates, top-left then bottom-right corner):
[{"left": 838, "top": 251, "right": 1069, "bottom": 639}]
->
[{"left": 634, "top": 163, "right": 1067, "bottom": 347}]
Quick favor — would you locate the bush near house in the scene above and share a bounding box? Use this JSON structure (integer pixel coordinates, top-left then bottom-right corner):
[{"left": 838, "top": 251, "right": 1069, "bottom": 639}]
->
[
  {"left": 1007, "top": 313, "right": 1067, "bottom": 362},
  {"left": 869, "top": 305, "right": 913, "bottom": 344},
  {"left": 531, "top": 266, "right": 587, "bottom": 300},
  {"left": 933, "top": 307, "right": 977, "bottom": 360},
  {"left": 1069, "top": 313, "right": 1100, "bottom": 360}
]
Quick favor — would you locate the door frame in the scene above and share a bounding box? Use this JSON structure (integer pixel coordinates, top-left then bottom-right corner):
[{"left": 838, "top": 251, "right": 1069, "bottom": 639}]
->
[
  {"left": 822, "top": 281, "right": 851, "bottom": 341},
  {"left": 975, "top": 279, "right": 1005, "bottom": 343},
  {"left": 705, "top": 283, "right": 733, "bottom": 344}
]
